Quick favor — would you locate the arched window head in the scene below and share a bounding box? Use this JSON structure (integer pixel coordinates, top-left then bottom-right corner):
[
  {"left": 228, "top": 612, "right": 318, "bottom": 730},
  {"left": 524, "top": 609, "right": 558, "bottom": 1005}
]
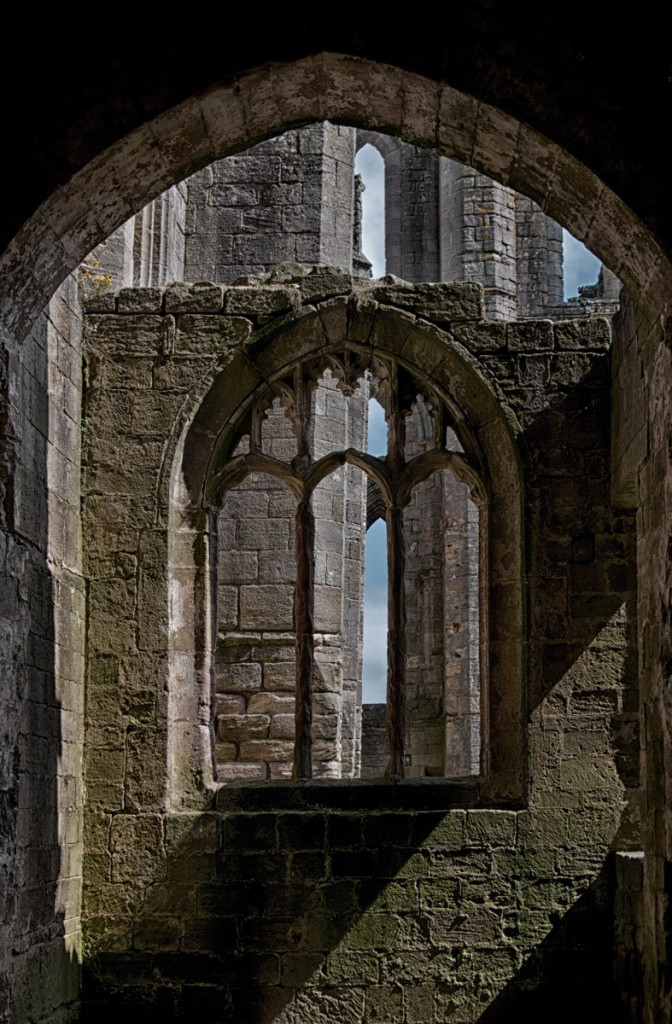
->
[{"left": 210, "top": 350, "right": 486, "bottom": 783}]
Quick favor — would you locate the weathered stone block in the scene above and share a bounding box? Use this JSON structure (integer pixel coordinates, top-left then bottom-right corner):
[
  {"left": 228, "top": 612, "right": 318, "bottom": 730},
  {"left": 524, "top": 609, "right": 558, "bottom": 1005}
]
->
[
  {"left": 263, "top": 662, "right": 295, "bottom": 691},
  {"left": 164, "top": 282, "right": 224, "bottom": 313},
  {"left": 312, "top": 661, "right": 341, "bottom": 693},
  {"left": 117, "top": 287, "right": 163, "bottom": 314},
  {"left": 240, "top": 585, "right": 294, "bottom": 629},
  {"left": 81, "top": 290, "right": 117, "bottom": 313},
  {"left": 239, "top": 739, "right": 294, "bottom": 762},
  {"left": 218, "top": 550, "right": 258, "bottom": 582},
  {"left": 452, "top": 321, "right": 507, "bottom": 353},
  {"left": 110, "top": 814, "right": 165, "bottom": 883},
  {"left": 84, "top": 315, "right": 163, "bottom": 355},
  {"left": 215, "top": 741, "right": 237, "bottom": 761},
  {"left": 224, "top": 285, "right": 299, "bottom": 317},
  {"left": 506, "top": 320, "right": 554, "bottom": 351},
  {"left": 216, "top": 585, "right": 238, "bottom": 628},
  {"left": 237, "top": 518, "right": 290, "bottom": 551},
  {"left": 216, "top": 662, "right": 262, "bottom": 693},
  {"left": 257, "top": 550, "right": 295, "bottom": 583},
  {"left": 554, "top": 316, "right": 611, "bottom": 350},
  {"left": 464, "top": 809, "right": 517, "bottom": 847},
  {"left": 247, "top": 692, "right": 294, "bottom": 715},
  {"left": 300, "top": 267, "right": 352, "bottom": 304},
  {"left": 270, "top": 714, "right": 295, "bottom": 738},
  {"left": 217, "top": 762, "right": 266, "bottom": 782},
  {"left": 216, "top": 694, "right": 245, "bottom": 715},
  {"left": 314, "top": 584, "right": 342, "bottom": 633},
  {"left": 371, "top": 281, "right": 484, "bottom": 322},
  {"left": 174, "top": 313, "right": 251, "bottom": 354},
  {"left": 217, "top": 713, "right": 270, "bottom": 740}
]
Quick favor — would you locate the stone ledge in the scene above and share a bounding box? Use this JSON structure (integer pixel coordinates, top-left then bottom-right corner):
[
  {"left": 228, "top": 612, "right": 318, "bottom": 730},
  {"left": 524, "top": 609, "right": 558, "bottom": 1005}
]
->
[{"left": 212, "top": 777, "right": 509, "bottom": 812}]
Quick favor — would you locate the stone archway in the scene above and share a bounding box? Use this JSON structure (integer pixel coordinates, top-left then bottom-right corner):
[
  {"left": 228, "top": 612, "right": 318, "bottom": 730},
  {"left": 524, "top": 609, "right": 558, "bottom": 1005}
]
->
[
  {"left": 4, "top": 49, "right": 671, "bottom": 1023},
  {"left": 2, "top": 53, "right": 669, "bottom": 340}
]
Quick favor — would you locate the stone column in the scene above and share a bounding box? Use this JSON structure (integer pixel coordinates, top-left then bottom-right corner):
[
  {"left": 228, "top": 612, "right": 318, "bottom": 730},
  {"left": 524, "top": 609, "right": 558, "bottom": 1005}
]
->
[
  {"left": 515, "top": 194, "right": 564, "bottom": 317},
  {"left": 439, "top": 157, "right": 517, "bottom": 319}
]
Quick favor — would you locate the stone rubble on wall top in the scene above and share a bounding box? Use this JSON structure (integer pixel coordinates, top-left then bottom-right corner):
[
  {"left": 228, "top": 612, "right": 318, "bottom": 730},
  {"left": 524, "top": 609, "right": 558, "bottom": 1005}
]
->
[
  {"left": 82, "top": 263, "right": 485, "bottom": 321},
  {"left": 82, "top": 266, "right": 611, "bottom": 361}
]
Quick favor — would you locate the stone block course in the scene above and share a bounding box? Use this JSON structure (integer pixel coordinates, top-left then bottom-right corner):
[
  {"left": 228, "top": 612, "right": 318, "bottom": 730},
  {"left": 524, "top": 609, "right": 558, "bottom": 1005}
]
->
[
  {"left": 79, "top": 273, "right": 634, "bottom": 1020},
  {"left": 164, "top": 282, "right": 224, "bottom": 313}
]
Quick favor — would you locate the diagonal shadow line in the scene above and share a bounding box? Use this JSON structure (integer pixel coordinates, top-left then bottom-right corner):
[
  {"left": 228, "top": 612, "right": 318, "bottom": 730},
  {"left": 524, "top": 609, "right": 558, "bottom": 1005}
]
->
[
  {"left": 83, "top": 817, "right": 623, "bottom": 1023},
  {"left": 478, "top": 860, "right": 620, "bottom": 1023},
  {"left": 83, "top": 808, "right": 442, "bottom": 1023}
]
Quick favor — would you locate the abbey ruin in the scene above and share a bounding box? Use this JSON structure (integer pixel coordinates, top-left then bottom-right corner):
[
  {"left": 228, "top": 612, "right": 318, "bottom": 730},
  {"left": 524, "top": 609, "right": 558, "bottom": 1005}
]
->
[{"left": 1, "top": 29, "right": 670, "bottom": 1024}]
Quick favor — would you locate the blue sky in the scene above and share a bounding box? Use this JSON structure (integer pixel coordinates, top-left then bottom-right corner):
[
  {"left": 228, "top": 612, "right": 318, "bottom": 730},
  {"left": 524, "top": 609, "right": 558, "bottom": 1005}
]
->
[{"left": 362, "top": 517, "right": 388, "bottom": 702}]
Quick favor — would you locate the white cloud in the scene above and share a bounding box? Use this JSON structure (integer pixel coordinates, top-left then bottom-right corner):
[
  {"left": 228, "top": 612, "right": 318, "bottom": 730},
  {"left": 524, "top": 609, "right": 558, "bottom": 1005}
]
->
[
  {"left": 367, "top": 398, "right": 387, "bottom": 456},
  {"left": 563, "top": 228, "right": 601, "bottom": 300}
]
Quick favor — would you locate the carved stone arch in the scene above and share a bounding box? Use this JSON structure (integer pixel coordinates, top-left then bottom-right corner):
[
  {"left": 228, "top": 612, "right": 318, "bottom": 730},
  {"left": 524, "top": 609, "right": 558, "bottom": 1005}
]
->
[
  {"left": 167, "top": 291, "right": 526, "bottom": 803},
  {"left": 366, "top": 478, "right": 386, "bottom": 529},
  {"left": 6, "top": 53, "right": 669, "bottom": 342},
  {"left": 36, "top": 49, "right": 665, "bottom": 1018},
  {"left": 356, "top": 130, "right": 402, "bottom": 160}
]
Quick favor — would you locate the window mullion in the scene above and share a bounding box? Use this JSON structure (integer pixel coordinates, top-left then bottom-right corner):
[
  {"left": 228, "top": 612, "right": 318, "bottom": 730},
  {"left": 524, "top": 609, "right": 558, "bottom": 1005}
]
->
[
  {"left": 386, "top": 499, "right": 406, "bottom": 781},
  {"left": 294, "top": 493, "right": 315, "bottom": 780}
]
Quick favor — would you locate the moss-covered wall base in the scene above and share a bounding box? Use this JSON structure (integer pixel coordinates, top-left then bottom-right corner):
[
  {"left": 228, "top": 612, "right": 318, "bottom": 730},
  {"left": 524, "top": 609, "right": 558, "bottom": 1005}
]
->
[
  {"left": 83, "top": 806, "right": 620, "bottom": 1024},
  {"left": 80, "top": 274, "right": 637, "bottom": 1022}
]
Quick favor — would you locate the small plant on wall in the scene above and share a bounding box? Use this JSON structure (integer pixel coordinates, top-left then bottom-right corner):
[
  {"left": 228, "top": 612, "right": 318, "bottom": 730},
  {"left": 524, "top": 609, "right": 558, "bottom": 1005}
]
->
[{"left": 78, "top": 257, "right": 112, "bottom": 298}]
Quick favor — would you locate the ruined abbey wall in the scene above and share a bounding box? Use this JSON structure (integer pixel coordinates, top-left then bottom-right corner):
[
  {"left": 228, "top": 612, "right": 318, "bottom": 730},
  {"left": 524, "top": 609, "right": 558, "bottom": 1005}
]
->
[
  {"left": 76, "top": 275, "right": 637, "bottom": 1020},
  {"left": 0, "top": 276, "right": 84, "bottom": 1022},
  {"left": 0, "top": 84, "right": 653, "bottom": 1023}
]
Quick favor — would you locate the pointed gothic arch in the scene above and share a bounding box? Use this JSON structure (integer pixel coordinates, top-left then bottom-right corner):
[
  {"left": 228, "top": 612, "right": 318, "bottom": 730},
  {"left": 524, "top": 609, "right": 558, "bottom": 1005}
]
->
[{"left": 165, "top": 290, "right": 526, "bottom": 805}]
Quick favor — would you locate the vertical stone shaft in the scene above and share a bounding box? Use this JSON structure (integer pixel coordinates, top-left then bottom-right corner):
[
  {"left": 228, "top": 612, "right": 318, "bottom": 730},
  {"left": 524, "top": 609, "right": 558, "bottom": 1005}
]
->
[
  {"left": 294, "top": 497, "right": 315, "bottom": 779},
  {"left": 386, "top": 502, "right": 406, "bottom": 781}
]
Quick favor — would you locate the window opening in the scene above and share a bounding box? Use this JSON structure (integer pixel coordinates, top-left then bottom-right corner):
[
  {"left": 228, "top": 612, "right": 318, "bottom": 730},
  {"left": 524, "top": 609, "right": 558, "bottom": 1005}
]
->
[
  {"left": 212, "top": 352, "right": 485, "bottom": 784},
  {"left": 367, "top": 396, "right": 387, "bottom": 457},
  {"left": 362, "top": 517, "right": 387, "bottom": 705},
  {"left": 362, "top": 394, "right": 388, "bottom": 705},
  {"left": 563, "top": 228, "right": 601, "bottom": 300},
  {"left": 361, "top": 516, "right": 388, "bottom": 778},
  {"left": 310, "top": 456, "right": 366, "bottom": 780},
  {"left": 354, "top": 143, "right": 386, "bottom": 277}
]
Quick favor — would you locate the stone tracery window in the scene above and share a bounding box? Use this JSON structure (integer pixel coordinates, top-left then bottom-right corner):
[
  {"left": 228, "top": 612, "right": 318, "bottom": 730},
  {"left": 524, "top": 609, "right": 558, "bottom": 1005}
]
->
[{"left": 212, "top": 349, "right": 485, "bottom": 784}]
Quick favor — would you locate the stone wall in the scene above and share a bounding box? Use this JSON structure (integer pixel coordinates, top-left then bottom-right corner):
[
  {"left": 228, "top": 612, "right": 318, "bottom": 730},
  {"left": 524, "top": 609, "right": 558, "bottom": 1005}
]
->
[
  {"left": 401, "top": 409, "right": 480, "bottom": 778},
  {"left": 514, "top": 195, "right": 564, "bottom": 317},
  {"left": 614, "top": 288, "right": 672, "bottom": 1023},
  {"left": 216, "top": 467, "right": 299, "bottom": 782},
  {"left": 614, "top": 850, "right": 645, "bottom": 1023},
  {"left": 0, "top": 276, "right": 85, "bottom": 1023},
  {"left": 184, "top": 125, "right": 355, "bottom": 284},
  {"left": 439, "top": 161, "right": 518, "bottom": 319},
  {"left": 79, "top": 274, "right": 636, "bottom": 1021},
  {"left": 0, "top": 41, "right": 670, "bottom": 1024}
]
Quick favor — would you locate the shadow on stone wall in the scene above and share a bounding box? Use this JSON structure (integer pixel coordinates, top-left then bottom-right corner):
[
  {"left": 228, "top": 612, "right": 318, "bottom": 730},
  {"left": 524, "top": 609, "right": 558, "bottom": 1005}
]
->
[
  {"left": 479, "top": 861, "right": 619, "bottom": 1022},
  {"left": 81, "top": 809, "right": 625, "bottom": 1024},
  {"left": 1, "top": 306, "right": 82, "bottom": 1023},
  {"left": 80, "top": 302, "right": 638, "bottom": 1022}
]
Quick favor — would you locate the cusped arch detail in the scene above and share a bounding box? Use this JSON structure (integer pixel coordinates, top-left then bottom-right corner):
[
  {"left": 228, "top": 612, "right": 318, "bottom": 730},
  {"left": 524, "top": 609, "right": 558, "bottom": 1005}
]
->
[{"left": 167, "top": 291, "right": 527, "bottom": 805}]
